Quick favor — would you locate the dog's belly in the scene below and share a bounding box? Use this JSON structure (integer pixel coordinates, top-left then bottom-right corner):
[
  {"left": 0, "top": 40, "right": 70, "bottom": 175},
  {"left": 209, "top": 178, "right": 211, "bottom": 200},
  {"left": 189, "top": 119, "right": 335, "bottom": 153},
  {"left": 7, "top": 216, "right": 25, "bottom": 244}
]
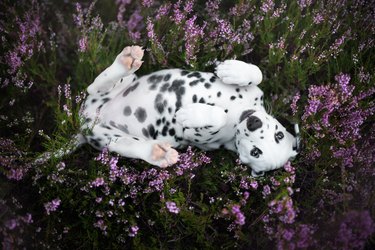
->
[{"left": 99, "top": 69, "right": 263, "bottom": 144}]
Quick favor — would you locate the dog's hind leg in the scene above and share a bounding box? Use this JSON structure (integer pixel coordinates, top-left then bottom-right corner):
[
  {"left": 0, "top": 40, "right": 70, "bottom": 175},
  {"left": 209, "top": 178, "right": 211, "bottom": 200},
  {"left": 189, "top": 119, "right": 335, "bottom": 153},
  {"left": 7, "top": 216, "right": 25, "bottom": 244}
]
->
[{"left": 87, "top": 45, "right": 144, "bottom": 95}]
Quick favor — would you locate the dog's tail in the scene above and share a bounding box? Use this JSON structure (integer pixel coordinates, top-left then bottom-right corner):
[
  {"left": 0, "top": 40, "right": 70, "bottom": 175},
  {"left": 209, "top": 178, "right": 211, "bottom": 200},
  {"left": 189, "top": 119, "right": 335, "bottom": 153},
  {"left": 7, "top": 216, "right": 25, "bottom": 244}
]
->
[{"left": 34, "top": 134, "right": 86, "bottom": 165}]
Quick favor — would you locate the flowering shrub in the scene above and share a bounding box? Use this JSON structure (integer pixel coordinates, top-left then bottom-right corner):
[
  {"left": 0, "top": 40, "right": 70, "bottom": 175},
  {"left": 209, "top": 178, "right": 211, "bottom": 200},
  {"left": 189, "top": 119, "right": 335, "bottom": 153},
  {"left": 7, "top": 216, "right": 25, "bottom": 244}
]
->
[{"left": 1, "top": 0, "right": 374, "bottom": 249}]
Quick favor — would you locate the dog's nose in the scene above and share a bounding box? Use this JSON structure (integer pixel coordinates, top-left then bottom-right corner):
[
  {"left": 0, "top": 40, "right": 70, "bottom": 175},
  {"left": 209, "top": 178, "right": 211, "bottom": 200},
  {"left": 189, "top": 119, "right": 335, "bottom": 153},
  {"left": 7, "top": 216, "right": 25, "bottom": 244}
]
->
[{"left": 247, "top": 116, "right": 263, "bottom": 131}]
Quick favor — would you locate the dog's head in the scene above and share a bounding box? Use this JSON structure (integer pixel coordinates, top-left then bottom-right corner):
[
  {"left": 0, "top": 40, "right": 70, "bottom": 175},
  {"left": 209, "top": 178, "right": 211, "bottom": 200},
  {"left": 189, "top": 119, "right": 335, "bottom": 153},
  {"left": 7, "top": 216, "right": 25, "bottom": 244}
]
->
[{"left": 235, "top": 109, "right": 300, "bottom": 177}]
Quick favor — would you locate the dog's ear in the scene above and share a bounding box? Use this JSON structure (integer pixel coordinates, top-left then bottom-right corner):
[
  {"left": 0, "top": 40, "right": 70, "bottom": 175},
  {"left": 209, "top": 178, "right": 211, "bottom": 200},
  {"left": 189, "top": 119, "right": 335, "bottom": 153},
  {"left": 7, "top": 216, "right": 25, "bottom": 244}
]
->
[
  {"left": 239, "top": 109, "right": 256, "bottom": 123},
  {"left": 275, "top": 115, "right": 301, "bottom": 154}
]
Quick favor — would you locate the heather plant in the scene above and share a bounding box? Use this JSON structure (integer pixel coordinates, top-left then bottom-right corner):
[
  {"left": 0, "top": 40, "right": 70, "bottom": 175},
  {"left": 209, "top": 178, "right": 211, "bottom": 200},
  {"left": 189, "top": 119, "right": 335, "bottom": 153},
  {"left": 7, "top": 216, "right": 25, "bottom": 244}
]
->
[{"left": 1, "top": 0, "right": 374, "bottom": 249}]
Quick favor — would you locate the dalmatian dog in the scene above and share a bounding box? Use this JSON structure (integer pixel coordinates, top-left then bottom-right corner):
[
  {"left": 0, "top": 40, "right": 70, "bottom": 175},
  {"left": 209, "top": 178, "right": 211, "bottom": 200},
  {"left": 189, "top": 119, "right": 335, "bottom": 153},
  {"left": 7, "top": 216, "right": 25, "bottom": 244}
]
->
[{"left": 80, "top": 45, "right": 300, "bottom": 176}]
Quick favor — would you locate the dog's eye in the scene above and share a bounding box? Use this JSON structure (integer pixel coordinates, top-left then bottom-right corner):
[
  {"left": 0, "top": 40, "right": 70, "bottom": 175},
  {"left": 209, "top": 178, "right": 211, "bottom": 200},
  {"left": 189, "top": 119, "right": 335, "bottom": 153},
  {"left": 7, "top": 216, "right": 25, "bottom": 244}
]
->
[
  {"left": 250, "top": 147, "right": 262, "bottom": 158},
  {"left": 275, "top": 131, "right": 284, "bottom": 141}
]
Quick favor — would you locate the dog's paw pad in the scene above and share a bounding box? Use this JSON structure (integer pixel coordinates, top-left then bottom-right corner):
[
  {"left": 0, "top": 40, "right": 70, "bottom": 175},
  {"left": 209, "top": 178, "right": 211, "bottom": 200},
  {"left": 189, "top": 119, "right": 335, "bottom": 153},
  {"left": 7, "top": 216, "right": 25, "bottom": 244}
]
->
[
  {"left": 119, "top": 45, "right": 144, "bottom": 71},
  {"left": 152, "top": 143, "right": 179, "bottom": 168}
]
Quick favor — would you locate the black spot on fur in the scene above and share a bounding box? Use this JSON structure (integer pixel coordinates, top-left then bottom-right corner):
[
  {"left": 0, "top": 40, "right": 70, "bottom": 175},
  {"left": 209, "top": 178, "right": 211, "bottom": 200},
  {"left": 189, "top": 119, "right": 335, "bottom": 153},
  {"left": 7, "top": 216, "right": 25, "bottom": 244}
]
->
[
  {"left": 162, "top": 125, "right": 169, "bottom": 136},
  {"left": 164, "top": 74, "right": 171, "bottom": 81},
  {"left": 210, "top": 130, "right": 219, "bottom": 135},
  {"left": 230, "top": 96, "right": 236, "bottom": 100},
  {"left": 123, "top": 82, "right": 139, "bottom": 97},
  {"left": 169, "top": 80, "right": 186, "bottom": 109},
  {"left": 154, "top": 94, "right": 165, "bottom": 114},
  {"left": 187, "top": 72, "right": 201, "bottom": 78},
  {"left": 236, "top": 88, "right": 240, "bottom": 92},
  {"left": 148, "top": 75, "right": 163, "bottom": 84},
  {"left": 124, "top": 106, "right": 132, "bottom": 116},
  {"left": 189, "top": 80, "right": 199, "bottom": 86},
  {"left": 225, "top": 109, "right": 228, "bottom": 113},
  {"left": 194, "top": 139, "right": 200, "bottom": 142},
  {"left": 85, "top": 118, "right": 92, "bottom": 123},
  {"left": 199, "top": 97, "right": 205, "bottom": 103},
  {"left": 192, "top": 94, "right": 197, "bottom": 103},
  {"left": 156, "top": 119, "right": 162, "bottom": 126},
  {"left": 142, "top": 128, "right": 149, "bottom": 138},
  {"left": 181, "top": 70, "right": 189, "bottom": 76},
  {"left": 100, "top": 124, "right": 112, "bottom": 130},
  {"left": 210, "top": 76, "right": 217, "bottom": 82},
  {"left": 194, "top": 133, "right": 202, "bottom": 137},
  {"left": 175, "top": 136, "right": 183, "bottom": 142},
  {"left": 172, "top": 118, "right": 176, "bottom": 123},
  {"left": 134, "top": 107, "right": 147, "bottom": 123},
  {"left": 160, "top": 83, "right": 170, "bottom": 92},
  {"left": 117, "top": 124, "right": 129, "bottom": 134},
  {"left": 91, "top": 99, "right": 97, "bottom": 103},
  {"left": 168, "top": 107, "right": 172, "bottom": 113},
  {"left": 239, "top": 94, "right": 243, "bottom": 98},
  {"left": 217, "top": 92, "right": 222, "bottom": 97},
  {"left": 204, "top": 83, "right": 211, "bottom": 89},
  {"left": 255, "top": 97, "right": 258, "bottom": 101},
  {"left": 102, "top": 97, "right": 110, "bottom": 103},
  {"left": 148, "top": 124, "right": 157, "bottom": 139},
  {"left": 149, "top": 84, "right": 158, "bottom": 90},
  {"left": 133, "top": 137, "right": 139, "bottom": 141},
  {"left": 239, "top": 110, "right": 256, "bottom": 123},
  {"left": 169, "top": 128, "right": 176, "bottom": 136}
]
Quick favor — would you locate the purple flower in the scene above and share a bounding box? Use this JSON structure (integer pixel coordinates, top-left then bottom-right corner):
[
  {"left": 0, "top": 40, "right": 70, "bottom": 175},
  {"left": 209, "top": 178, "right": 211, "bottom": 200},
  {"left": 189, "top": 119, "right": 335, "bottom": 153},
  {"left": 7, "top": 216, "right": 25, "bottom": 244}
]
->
[
  {"left": 260, "top": 0, "right": 275, "bottom": 14},
  {"left": 184, "top": 15, "right": 205, "bottom": 64},
  {"left": 336, "top": 210, "right": 375, "bottom": 249},
  {"left": 78, "top": 36, "right": 88, "bottom": 52},
  {"left": 231, "top": 205, "right": 246, "bottom": 225},
  {"left": 262, "top": 185, "right": 271, "bottom": 197},
  {"left": 91, "top": 177, "right": 105, "bottom": 187},
  {"left": 141, "top": 0, "right": 154, "bottom": 8},
  {"left": 335, "top": 73, "right": 354, "bottom": 98},
  {"left": 127, "top": 10, "right": 143, "bottom": 32},
  {"left": 166, "top": 201, "right": 180, "bottom": 214},
  {"left": 171, "top": 0, "right": 185, "bottom": 25},
  {"left": 297, "top": 0, "right": 312, "bottom": 10},
  {"left": 290, "top": 92, "right": 300, "bottom": 115},
  {"left": 129, "top": 225, "right": 139, "bottom": 237},
  {"left": 44, "top": 198, "right": 61, "bottom": 215}
]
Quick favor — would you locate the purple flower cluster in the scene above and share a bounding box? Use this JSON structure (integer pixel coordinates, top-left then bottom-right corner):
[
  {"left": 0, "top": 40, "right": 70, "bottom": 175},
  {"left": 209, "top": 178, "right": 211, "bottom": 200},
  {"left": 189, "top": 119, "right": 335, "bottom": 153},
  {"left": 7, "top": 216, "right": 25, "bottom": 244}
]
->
[
  {"left": 269, "top": 197, "right": 297, "bottom": 224},
  {"left": 44, "top": 198, "right": 61, "bottom": 215},
  {"left": 302, "top": 73, "right": 375, "bottom": 167},
  {"left": 0, "top": 138, "right": 31, "bottom": 181},
  {"left": 165, "top": 201, "right": 180, "bottom": 214},
  {"left": 231, "top": 205, "right": 245, "bottom": 226},
  {"left": 175, "top": 146, "right": 211, "bottom": 176},
  {"left": 184, "top": 15, "right": 205, "bottom": 65},
  {"left": 2, "top": 2, "right": 44, "bottom": 90},
  {"left": 335, "top": 210, "right": 375, "bottom": 249}
]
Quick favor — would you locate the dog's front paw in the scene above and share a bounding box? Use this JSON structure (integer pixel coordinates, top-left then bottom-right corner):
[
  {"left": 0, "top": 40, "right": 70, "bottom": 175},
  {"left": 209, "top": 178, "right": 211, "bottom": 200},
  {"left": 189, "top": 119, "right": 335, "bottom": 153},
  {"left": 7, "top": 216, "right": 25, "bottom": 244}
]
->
[
  {"left": 118, "top": 45, "right": 144, "bottom": 72},
  {"left": 215, "top": 60, "right": 262, "bottom": 86},
  {"left": 151, "top": 143, "right": 179, "bottom": 168}
]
